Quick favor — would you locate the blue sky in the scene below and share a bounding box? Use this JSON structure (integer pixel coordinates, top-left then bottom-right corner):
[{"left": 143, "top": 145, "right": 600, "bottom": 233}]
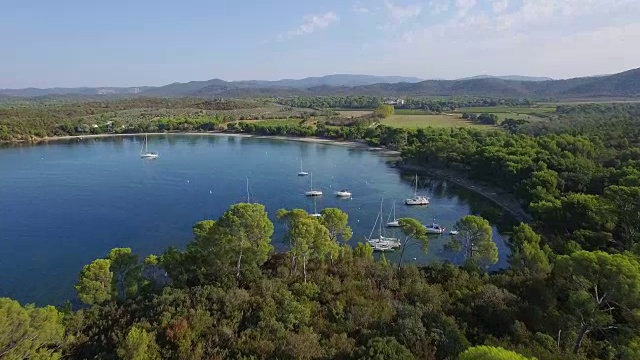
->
[{"left": 1, "top": 0, "right": 639, "bottom": 88}]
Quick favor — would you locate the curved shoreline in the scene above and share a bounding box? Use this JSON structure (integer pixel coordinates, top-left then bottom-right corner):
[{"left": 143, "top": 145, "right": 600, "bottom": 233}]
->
[
  {"left": 4, "top": 131, "right": 528, "bottom": 223},
  {"left": 398, "top": 163, "right": 531, "bottom": 224},
  {"left": 5, "top": 132, "right": 401, "bottom": 156}
]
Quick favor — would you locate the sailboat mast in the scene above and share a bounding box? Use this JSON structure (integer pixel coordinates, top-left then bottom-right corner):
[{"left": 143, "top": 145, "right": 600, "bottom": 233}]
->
[
  {"left": 414, "top": 175, "right": 418, "bottom": 196},
  {"left": 246, "top": 177, "right": 250, "bottom": 203},
  {"left": 368, "top": 211, "right": 380, "bottom": 240},
  {"left": 379, "top": 200, "right": 383, "bottom": 237},
  {"left": 145, "top": 134, "right": 148, "bottom": 153},
  {"left": 310, "top": 172, "right": 313, "bottom": 190},
  {"left": 300, "top": 159, "right": 303, "bottom": 172},
  {"left": 393, "top": 201, "right": 396, "bottom": 221}
]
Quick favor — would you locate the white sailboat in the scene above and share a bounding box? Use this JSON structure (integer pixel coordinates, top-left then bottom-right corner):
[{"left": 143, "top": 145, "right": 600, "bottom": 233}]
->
[
  {"left": 140, "top": 134, "right": 159, "bottom": 159},
  {"left": 367, "top": 200, "right": 401, "bottom": 251},
  {"left": 310, "top": 197, "right": 322, "bottom": 218},
  {"left": 405, "top": 175, "right": 429, "bottom": 206},
  {"left": 297, "top": 159, "right": 309, "bottom": 176},
  {"left": 304, "top": 173, "right": 323, "bottom": 196},
  {"left": 386, "top": 201, "right": 401, "bottom": 227},
  {"left": 424, "top": 219, "right": 446, "bottom": 234}
]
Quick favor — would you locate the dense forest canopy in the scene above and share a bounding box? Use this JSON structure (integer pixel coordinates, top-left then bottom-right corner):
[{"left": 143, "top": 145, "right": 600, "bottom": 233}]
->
[
  {"left": 2, "top": 98, "right": 640, "bottom": 359},
  {"left": 275, "top": 95, "right": 536, "bottom": 111},
  {"left": 4, "top": 203, "right": 640, "bottom": 359}
]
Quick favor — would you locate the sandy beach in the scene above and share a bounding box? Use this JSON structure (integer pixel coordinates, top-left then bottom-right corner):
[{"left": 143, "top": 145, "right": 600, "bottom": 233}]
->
[{"left": 9, "top": 132, "right": 401, "bottom": 156}]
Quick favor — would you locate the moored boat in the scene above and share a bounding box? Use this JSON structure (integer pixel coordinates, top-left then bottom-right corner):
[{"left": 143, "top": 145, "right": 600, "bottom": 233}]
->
[
  {"left": 386, "top": 200, "right": 401, "bottom": 227},
  {"left": 405, "top": 175, "right": 429, "bottom": 206},
  {"left": 140, "top": 134, "right": 159, "bottom": 159},
  {"left": 304, "top": 173, "right": 323, "bottom": 196},
  {"left": 424, "top": 220, "right": 446, "bottom": 234},
  {"left": 297, "top": 159, "right": 309, "bottom": 176},
  {"left": 335, "top": 190, "right": 352, "bottom": 198},
  {"left": 367, "top": 200, "right": 401, "bottom": 249}
]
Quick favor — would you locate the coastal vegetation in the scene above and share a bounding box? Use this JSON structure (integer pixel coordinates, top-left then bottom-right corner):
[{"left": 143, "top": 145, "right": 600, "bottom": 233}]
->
[
  {"left": 3, "top": 201, "right": 640, "bottom": 359},
  {"left": 2, "top": 96, "right": 640, "bottom": 358},
  {"left": 0, "top": 95, "right": 611, "bottom": 141}
]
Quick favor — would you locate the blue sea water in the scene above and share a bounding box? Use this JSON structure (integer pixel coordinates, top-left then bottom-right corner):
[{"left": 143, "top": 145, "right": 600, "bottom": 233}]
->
[{"left": 0, "top": 135, "right": 516, "bottom": 305}]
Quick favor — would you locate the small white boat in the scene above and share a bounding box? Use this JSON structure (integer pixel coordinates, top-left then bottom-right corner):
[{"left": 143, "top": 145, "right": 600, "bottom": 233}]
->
[
  {"left": 406, "top": 196, "right": 429, "bottom": 206},
  {"left": 304, "top": 173, "right": 322, "bottom": 196},
  {"left": 369, "top": 236, "right": 401, "bottom": 248},
  {"left": 140, "top": 134, "right": 159, "bottom": 159},
  {"left": 449, "top": 230, "right": 459, "bottom": 235},
  {"left": 386, "top": 201, "right": 401, "bottom": 227},
  {"left": 405, "top": 175, "right": 429, "bottom": 206},
  {"left": 425, "top": 220, "right": 446, "bottom": 234},
  {"left": 371, "top": 242, "right": 394, "bottom": 252},
  {"left": 297, "top": 159, "right": 309, "bottom": 177},
  {"left": 386, "top": 220, "right": 400, "bottom": 227},
  {"left": 335, "top": 190, "right": 352, "bottom": 198}
]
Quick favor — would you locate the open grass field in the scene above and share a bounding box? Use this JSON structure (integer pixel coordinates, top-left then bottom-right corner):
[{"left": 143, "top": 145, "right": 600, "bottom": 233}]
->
[
  {"left": 454, "top": 105, "right": 556, "bottom": 122},
  {"left": 455, "top": 106, "right": 557, "bottom": 114},
  {"left": 336, "top": 110, "right": 372, "bottom": 117},
  {"left": 381, "top": 114, "right": 495, "bottom": 129},
  {"left": 393, "top": 109, "right": 434, "bottom": 115}
]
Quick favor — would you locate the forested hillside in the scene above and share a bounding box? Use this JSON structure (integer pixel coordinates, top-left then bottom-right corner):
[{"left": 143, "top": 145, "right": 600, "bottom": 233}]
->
[
  {"left": 153, "top": 68, "right": 640, "bottom": 98},
  {"left": 1, "top": 68, "right": 639, "bottom": 99}
]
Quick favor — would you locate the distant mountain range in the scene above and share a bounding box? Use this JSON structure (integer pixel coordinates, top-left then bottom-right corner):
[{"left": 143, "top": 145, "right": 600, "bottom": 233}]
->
[
  {"left": 0, "top": 86, "right": 152, "bottom": 98},
  {"left": 0, "top": 75, "right": 423, "bottom": 98},
  {"left": 457, "top": 75, "right": 554, "bottom": 82},
  {"left": 2, "top": 69, "right": 639, "bottom": 99}
]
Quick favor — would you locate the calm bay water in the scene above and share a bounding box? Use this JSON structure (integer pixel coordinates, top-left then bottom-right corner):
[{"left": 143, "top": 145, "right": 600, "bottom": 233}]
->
[{"left": 0, "top": 135, "right": 517, "bottom": 305}]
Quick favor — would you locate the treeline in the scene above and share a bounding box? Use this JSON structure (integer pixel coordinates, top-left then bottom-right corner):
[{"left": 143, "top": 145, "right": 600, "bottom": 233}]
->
[
  {"left": 7, "top": 203, "right": 639, "bottom": 359},
  {"left": 462, "top": 112, "right": 500, "bottom": 125},
  {"left": 0, "top": 98, "right": 272, "bottom": 141},
  {"left": 400, "top": 126, "right": 640, "bottom": 255},
  {"left": 275, "top": 96, "right": 535, "bottom": 111},
  {"left": 521, "top": 103, "right": 640, "bottom": 135}
]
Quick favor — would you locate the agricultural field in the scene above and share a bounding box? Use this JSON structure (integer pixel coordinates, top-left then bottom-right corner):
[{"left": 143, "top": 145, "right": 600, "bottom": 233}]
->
[
  {"left": 455, "top": 106, "right": 556, "bottom": 113},
  {"left": 393, "top": 109, "right": 434, "bottom": 115},
  {"left": 336, "top": 110, "right": 372, "bottom": 117},
  {"left": 381, "top": 114, "right": 495, "bottom": 129},
  {"left": 453, "top": 105, "right": 556, "bottom": 122}
]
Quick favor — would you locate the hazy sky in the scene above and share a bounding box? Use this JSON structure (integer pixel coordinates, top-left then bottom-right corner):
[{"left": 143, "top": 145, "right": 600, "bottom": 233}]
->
[{"left": 1, "top": 0, "right": 639, "bottom": 88}]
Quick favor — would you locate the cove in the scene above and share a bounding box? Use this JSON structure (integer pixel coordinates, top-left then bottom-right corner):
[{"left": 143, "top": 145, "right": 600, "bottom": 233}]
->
[{"left": 0, "top": 134, "right": 518, "bottom": 305}]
